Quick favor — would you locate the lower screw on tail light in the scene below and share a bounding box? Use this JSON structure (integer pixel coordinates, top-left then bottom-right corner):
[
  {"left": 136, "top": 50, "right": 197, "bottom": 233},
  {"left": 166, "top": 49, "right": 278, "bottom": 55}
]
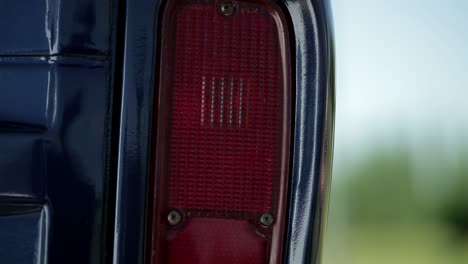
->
[{"left": 148, "top": 0, "right": 291, "bottom": 263}]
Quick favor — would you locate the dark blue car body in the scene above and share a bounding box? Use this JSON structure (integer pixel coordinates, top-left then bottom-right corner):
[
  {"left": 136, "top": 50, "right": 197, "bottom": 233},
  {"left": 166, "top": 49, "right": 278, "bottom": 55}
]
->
[{"left": 0, "top": 0, "right": 333, "bottom": 263}]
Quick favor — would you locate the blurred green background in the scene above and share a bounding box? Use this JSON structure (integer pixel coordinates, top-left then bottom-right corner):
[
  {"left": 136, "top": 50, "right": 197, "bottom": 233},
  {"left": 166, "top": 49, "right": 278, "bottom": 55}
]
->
[{"left": 322, "top": 0, "right": 468, "bottom": 263}]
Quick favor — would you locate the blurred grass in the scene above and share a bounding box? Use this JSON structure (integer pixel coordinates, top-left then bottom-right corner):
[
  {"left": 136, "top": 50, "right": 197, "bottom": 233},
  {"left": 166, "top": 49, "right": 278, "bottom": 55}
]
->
[
  {"left": 322, "top": 147, "right": 468, "bottom": 264},
  {"left": 323, "top": 224, "right": 468, "bottom": 264}
]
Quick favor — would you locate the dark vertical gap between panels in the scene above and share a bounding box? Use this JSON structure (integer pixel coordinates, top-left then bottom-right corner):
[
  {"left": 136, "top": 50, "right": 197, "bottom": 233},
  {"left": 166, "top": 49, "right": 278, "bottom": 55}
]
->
[
  {"left": 144, "top": 1, "right": 168, "bottom": 263},
  {"left": 275, "top": 1, "right": 297, "bottom": 263},
  {"left": 104, "top": 0, "right": 127, "bottom": 262}
]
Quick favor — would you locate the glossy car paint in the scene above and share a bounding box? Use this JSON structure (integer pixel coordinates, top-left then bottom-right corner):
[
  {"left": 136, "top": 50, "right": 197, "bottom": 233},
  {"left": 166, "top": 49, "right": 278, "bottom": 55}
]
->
[
  {"left": 112, "top": 0, "right": 161, "bottom": 262},
  {"left": 0, "top": 1, "right": 119, "bottom": 263},
  {"left": 113, "top": 1, "right": 334, "bottom": 264},
  {"left": 0, "top": 205, "right": 49, "bottom": 264}
]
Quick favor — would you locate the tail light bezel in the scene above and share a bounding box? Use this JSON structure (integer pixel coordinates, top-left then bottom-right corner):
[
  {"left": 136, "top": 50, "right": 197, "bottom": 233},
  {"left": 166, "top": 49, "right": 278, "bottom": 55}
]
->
[{"left": 147, "top": 0, "right": 293, "bottom": 263}]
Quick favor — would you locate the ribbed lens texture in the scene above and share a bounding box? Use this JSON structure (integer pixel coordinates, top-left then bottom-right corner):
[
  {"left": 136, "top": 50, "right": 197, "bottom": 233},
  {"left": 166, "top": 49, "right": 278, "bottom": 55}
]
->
[
  {"left": 167, "top": 1, "right": 282, "bottom": 213},
  {"left": 153, "top": 0, "right": 290, "bottom": 263}
]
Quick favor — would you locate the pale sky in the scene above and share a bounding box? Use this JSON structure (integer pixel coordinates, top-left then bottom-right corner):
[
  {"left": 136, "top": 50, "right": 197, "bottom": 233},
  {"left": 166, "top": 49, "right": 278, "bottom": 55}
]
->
[{"left": 332, "top": 0, "right": 468, "bottom": 160}]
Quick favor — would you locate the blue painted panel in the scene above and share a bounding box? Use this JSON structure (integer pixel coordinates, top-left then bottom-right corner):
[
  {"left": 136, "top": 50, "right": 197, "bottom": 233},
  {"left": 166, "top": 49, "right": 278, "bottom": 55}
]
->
[
  {"left": 0, "top": 56, "right": 113, "bottom": 263},
  {"left": 0, "top": 60, "right": 51, "bottom": 129},
  {"left": 0, "top": 205, "right": 50, "bottom": 264},
  {"left": 0, "top": 0, "right": 111, "bottom": 55},
  {"left": 113, "top": 0, "right": 160, "bottom": 262},
  {"left": 57, "top": 0, "right": 111, "bottom": 54},
  {"left": 0, "top": 0, "right": 118, "bottom": 262},
  {"left": 45, "top": 58, "right": 111, "bottom": 264},
  {"left": 0, "top": 135, "right": 46, "bottom": 201},
  {"left": 0, "top": 1, "right": 50, "bottom": 54}
]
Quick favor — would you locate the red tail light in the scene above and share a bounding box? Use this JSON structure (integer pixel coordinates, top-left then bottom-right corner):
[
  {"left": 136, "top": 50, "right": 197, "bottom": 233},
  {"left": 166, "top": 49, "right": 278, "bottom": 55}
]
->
[{"left": 149, "top": 0, "right": 291, "bottom": 263}]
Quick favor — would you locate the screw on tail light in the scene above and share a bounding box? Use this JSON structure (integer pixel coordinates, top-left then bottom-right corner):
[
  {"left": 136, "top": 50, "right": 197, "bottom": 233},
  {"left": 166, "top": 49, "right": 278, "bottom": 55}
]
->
[
  {"left": 260, "top": 213, "right": 274, "bottom": 227},
  {"left": 148, "top": 0, "right": 292, "bottom": 263},
  {"left": 167, "top": 210, "right": 183, "bottom": 226},
  {"left": 219, "top": 1, "right": 236, "bottom": 16}
]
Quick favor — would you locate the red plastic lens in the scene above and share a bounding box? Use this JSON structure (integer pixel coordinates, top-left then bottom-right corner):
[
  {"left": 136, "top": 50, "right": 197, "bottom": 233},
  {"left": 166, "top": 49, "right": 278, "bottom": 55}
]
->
[
  {"left": 149, "top": 0, "right": 291, "bottom": 263},
  {"left": 168, "top": 218, "right": 267, "bottom": 263}
]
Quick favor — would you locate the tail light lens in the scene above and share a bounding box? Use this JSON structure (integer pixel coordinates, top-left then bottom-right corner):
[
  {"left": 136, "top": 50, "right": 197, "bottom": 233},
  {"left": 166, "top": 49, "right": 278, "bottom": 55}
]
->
[{"left": 149, "top": 0, "right": 291, "bottom": 263}]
